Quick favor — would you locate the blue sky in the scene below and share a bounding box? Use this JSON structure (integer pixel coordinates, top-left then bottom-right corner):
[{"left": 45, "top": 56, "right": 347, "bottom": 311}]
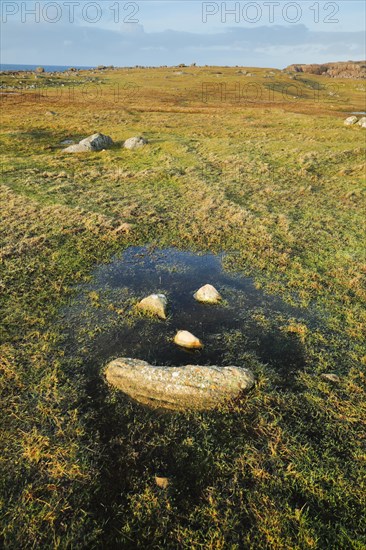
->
[{"left": 1, "top": 1, "right": 365, "bottom": 67}]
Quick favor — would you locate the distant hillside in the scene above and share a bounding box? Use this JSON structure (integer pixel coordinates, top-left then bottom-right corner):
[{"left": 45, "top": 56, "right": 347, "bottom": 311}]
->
[{"left": 285, "top": 61, "right": 366, "bottom": 79}]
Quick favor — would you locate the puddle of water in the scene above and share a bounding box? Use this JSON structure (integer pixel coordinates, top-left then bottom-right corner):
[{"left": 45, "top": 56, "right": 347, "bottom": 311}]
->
[{"left": 64, "top": 246, "right": 311, "bottom": 375}]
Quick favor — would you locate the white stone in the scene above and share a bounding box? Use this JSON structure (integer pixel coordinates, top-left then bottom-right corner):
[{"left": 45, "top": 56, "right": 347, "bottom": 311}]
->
[
  {"left": 124, "top": 136, "right": 148, "bottom": 150},
  {"left": 344, "top": 116, "right": 358, "bottom": 126},
  {"left": 174, "top": 330, "right": 202, "bottom": 349},
  {"left": 194, "top": 284, "right": 222, "bottom": 304},
  {"left": 137, "top": 294, "right": 167, "bottom": 319},
  {"left": 357, "top": 116, "right": 366, "bottom": 128}
]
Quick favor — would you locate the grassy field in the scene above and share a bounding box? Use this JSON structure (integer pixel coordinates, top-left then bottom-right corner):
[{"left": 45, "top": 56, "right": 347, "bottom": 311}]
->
[{"left": 1, "top": 66, "right": 365, "bottom": 549}]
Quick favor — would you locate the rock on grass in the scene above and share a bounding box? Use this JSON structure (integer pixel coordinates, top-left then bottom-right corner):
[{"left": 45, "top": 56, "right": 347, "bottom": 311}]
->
[
  {"left": 344, "top": 116, "right": 358, "bottom": 126},
  {"left": 64, "top": 133, "right": 114, "bottom": 153},
  {"left": 105, "top": 358, "right": 255, "bottom": 411},
  {"left": 123, "top": 136, "right": 148, "bottom": 149}
]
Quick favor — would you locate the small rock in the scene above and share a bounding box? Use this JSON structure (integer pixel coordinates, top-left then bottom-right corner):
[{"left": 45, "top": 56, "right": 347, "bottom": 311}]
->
[
  {"left": 344, "top": 116, "right": 358, "bottom": 126},
  {"left": 357, "top": 116, "right": 366, "bottom": 128},
  {"left": 321, "top": 373, "right": 340, "bottom": 384},
  {"left": 194, "top": 284, "right": 222, "bottom": 304},
  {"left": 64, "top": 133, "right": 114, "bottom": 153},
  {"left": 174, "top": 330, "right": 202, "bottom": 349},
  {"left": 124, "top": 136, "right": 148, "bottom": 150},
  {"left": 137, "top": 294, "right": 167, "bottom": 319},
  {"left": 45, "top": 111, "right": 57, "bottom": 116},
  {"left": 155, "top": 476, "right": 169, "bottom": 489},
  {"left": 105, "top": 358, "right": 255, "bottom": 411},
  {"left": 35, "top": 67, "right": 45, "bottom": 74}
]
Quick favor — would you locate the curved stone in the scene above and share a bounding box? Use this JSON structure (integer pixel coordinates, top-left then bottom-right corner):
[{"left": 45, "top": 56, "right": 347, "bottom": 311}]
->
[
  {"left": 124, "top": 136, "right": 148, "bottom": 150},
  {"left": 194, "top": 284, "right": 222, "bottom": 304},
  {"left": 174, "top": 330, "right": 202, "bottom": 349},
  {"left": 357, "top": 116, "right": 366, "bottom": 128},
  {"left": 105, "top": 358, "right": 255, "bottom": 411},
  {"left": 137, "top": 294, "right": 167, "bottom": 319}
]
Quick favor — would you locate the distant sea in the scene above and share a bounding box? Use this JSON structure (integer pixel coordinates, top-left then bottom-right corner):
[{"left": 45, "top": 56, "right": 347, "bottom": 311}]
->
[{"left": 0, "top": 64, "right": 94, "bottom": 72}]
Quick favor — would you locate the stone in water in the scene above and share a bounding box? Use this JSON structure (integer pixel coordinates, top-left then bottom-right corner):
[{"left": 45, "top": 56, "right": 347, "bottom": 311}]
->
[
  {"left": 174, "top": 330, "right": 202, "bottom": 349},
  {"left": 137, "top": 294, "right": 167, "bottom": 319},
  {"left": 105, "top": 357, "right": 255, "bottom": 411},
  {"left": 194, "top": 284, "right": 222, "bottom": 304}
]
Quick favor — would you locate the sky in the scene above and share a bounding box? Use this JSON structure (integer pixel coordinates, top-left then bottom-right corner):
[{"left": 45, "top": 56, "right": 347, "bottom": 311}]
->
[{"left": 1, "top": 1, "right": 365, "bottom": 68}]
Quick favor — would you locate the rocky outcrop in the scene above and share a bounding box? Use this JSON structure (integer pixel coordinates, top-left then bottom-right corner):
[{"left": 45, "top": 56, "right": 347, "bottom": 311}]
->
[
  {"left": 105, "top": 358, "right": 255, "bottom": 411},
  {"left": 194, "top": 284, "right": 222, "bottom": 304},
  {"left": 285, "top": 61, "right": 366, "bottom": 79},
  {"left": 64, "top": 133, "right": 114, "bottom": 153}
]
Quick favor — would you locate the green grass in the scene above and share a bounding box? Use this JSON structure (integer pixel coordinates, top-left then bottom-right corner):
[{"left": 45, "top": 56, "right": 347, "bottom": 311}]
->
[{"left": 0, "top": 66, "right": 365, "bottom": 549}]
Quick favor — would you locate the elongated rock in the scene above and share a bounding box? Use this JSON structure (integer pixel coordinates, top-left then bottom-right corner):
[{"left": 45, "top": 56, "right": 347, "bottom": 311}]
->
[
  {"left": 194, "top": 284, "right": 222, "bottom": 304},
  {"left": 105, "top": 358, "right": 255, "bottom": 411},
  {"left": 174, "top": 330, "right": 202, "bottom": 349},
  {"left": 137, "top": 294, "right": 167, "bottom": 319}
]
